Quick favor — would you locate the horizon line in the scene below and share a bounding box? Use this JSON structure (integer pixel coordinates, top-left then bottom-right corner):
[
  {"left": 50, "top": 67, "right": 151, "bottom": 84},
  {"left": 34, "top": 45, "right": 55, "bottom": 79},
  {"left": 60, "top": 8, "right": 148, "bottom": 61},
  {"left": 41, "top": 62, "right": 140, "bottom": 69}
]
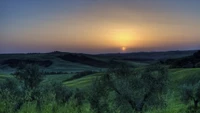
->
[{"left": 0, "top": 49, "right": 198, "bottom": 55}]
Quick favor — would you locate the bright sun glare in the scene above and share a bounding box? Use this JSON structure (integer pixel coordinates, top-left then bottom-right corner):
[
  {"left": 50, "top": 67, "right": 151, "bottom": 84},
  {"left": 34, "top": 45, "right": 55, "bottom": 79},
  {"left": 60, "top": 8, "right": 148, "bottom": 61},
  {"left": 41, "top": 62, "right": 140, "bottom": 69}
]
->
[
  {"left": 108, "top": 27, "right": 136, "bottom": 49},
  {"left": 122, "top": 47, "right": 126, "bottom": 51}
]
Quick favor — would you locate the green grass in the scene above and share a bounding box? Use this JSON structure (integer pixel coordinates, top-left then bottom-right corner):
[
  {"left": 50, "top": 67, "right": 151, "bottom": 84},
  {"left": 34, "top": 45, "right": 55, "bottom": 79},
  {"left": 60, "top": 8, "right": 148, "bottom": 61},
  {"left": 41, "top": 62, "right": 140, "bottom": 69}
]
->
[
  {"left": 63, "top": 73, "right": 103, "bottom": 88},
  {"left": 170, "top": 68, "right": 200, "bottom": 81},
  {"left": 42, "top": 73, "right": 74, "bottom": 84},
  {"left": 169, "top": 68, "right": 200, "bottom": 89},
  {"left": 0, "top": 74, "right": 13, "bottom": 81}
]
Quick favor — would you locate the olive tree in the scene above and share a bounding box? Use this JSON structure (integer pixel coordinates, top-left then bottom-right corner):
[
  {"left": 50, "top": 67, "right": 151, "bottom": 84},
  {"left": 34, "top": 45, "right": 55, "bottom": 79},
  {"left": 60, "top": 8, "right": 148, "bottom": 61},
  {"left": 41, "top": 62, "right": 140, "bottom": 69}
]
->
[
  {"left": 52, "top": 82, "right": 73, "bottom": 104},
  {"left": 87, "top": 77, "right": 110, "bottom": 113},
  {"left": 105, "top": 64, "right": 168, "bottom": 112},
  {"left": 14, "top": 64, "right": 43, "bottom": 89},
  {"left": 181, "top": 81, "right": 200, "bottom": 110}
]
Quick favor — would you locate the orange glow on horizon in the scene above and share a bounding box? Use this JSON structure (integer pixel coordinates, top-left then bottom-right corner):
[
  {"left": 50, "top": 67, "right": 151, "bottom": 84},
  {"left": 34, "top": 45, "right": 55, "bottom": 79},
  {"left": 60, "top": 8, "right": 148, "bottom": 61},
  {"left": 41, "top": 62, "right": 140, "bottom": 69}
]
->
[{"left": 104, "top": 26, "right": 139, "bottom": 48}]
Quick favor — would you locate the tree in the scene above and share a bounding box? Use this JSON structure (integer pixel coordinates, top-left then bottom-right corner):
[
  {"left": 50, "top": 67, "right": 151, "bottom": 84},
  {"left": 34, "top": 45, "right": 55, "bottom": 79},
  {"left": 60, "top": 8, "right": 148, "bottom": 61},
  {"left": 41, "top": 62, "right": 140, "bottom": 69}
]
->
[
  {"left": 104, "top": 64, "right": 168, "bottom": 112},
  {"left": 14, "top": 64, "right": 43, "bottom": 89},
  {"left": 0, "top": 78, "right": 23, "bottom": 112},
  {"left": 52, "top": 82, "right": 73, "bottom": 104},
  {"left": 87, "top": 77, "right": 110, "bottom": 113},
  {"left": 181, "top": 81, "right": 200, "bottom": 110}
]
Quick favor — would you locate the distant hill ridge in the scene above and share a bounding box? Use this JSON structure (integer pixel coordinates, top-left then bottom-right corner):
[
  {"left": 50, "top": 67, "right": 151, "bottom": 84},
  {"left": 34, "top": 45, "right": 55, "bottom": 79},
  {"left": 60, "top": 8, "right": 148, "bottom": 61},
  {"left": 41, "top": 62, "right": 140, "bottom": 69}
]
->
[
  {"left": 0, "top": 50, "right": 198, "bottom": 74},
  {"left": 98, "top": 50, "right": 197, "bottom": 62},
  {"left": 164, "top": 50, "right": 200, "bottom": 68}
]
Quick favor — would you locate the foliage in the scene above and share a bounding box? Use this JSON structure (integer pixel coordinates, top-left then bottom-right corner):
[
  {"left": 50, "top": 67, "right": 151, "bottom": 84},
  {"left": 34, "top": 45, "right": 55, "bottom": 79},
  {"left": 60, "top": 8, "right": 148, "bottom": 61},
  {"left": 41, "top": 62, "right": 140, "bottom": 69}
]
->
[
  {"left": 52, "top": 82, "right": 73, "bottom": 104},
  {"left": 86, "top": 64, "right": 168, "bottom": 113},
  {"left": 2, "top": 62, "right": 200, "bottom": 113},
  {"left": 105, "top": 64, "right": 168, "bottom": 112},
  {"left": 14, "top": 64, "right": 43, "bottom": 89},
  {"left": 180, "top": 81, "right": 200, "bottom": 112},
  {"left": 87, "top": 77, "right": 110, "bottom": 113}
]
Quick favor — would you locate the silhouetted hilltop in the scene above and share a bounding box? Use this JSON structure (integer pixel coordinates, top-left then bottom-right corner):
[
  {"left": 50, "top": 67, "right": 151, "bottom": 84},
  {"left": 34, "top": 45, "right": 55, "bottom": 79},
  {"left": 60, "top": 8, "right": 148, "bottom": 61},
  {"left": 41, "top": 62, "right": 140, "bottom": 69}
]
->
[
  {"left": 1, "top": 59, "right": 52, "bottom": 68},
  {"left": 98, "top": 50, "right": 196, "bottom": 62},
  {"left": 58, "top": 54, "right": 108, "bottom": 67},
  {"left": 164, "top": 50, "right": 200, "bottom": 68}
]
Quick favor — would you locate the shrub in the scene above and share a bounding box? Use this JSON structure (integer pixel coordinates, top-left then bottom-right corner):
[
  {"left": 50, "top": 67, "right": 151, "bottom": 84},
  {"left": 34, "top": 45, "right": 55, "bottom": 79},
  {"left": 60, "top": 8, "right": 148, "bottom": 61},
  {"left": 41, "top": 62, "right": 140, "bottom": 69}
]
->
[
  {"left": 180, "top": 81, "right": 200, "bottom": 111},
  {"left": 87, "top": 77, "right": 110, "bottom": 113},
  {"left": 52, "top": 82, "right": 73, "bottom": 104},
  {"left": 14, "top": 64, "right": 44, "bottom": 89},
  {"left": 0, "top": 78, "right": 24, "bottom": 112}
]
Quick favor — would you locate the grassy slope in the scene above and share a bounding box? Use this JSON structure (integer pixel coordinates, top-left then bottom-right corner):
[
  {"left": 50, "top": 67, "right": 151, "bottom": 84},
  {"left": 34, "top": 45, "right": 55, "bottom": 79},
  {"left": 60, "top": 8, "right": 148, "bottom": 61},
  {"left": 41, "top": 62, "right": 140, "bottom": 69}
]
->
[
  {"left": 64, "top": 68, "right": 200, "bottom": 88},
  {"left": 0, "top": 53, "right": 146, "bottom": 75},
  {"left": 0, "top": 53, "right": 101, "bottom": 74},
  {"left": 42, "top": 57, "right": 100, "bottom": 73},
  {"left": 1, "top": 50, "right": 195, "bottom": 74},
  {"left": 0, "top": 74, "right": 13, "bottom": 81},
  {"left": 149, "top": 68, "right": 200, "bottom": 113},
  {"left": 63, "top": 73, "right": 103, "bottom": 88},
  {"left": 42, "top": 74, "right": 74, "bottom": 84},
  {"left": 170, "top": 68, "right": 200, "bottom": 86}
]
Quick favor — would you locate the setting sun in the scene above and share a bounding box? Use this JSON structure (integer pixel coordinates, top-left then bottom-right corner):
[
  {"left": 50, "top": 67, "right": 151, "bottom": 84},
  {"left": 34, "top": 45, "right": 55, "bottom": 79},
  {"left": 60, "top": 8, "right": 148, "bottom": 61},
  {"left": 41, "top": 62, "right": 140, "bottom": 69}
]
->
[{"left": 122, "top": 47, "right": 126, "bottom": 51}]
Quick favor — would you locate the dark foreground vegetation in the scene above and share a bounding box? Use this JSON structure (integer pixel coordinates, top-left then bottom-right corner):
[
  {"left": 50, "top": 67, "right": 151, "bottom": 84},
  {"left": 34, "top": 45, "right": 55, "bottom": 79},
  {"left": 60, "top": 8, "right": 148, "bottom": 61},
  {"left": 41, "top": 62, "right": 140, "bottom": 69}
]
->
[
  {"left": 0, "top": 63, "right": 169, "bottom": 113},
  {"left": 0, "top": 50, "right": 200, "bottom": 113}
]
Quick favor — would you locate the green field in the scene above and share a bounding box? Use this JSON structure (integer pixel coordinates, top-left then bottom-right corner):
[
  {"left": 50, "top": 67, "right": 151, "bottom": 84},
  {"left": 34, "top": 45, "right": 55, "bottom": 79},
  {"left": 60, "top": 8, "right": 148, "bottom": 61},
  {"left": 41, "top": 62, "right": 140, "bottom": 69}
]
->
[
  {"left": 64, "top": 73, "right": 103, "bottom": 88},
  {"left": 0, "top": 74, "right": 13, "bottom": 81}
]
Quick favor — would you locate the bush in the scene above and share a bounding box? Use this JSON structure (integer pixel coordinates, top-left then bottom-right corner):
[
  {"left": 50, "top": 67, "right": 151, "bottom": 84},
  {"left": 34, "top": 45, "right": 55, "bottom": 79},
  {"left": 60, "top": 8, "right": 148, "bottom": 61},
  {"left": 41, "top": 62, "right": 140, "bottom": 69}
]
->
[
  {"left": 87, "top": 77, "right": 110, "bottom": 113},
  {"left": 0, "top": 78, "right": 24, "bottom": 112},
  {"left": 73, "top": 89, "right": 85, "bottom": 106},
  {"left": 52, "top": 82, "right": 73, "bottom": 104},
  {"left": 180, "top": 81, "right": 200, "bottom": 111},
  {"left": 14, "top": 64, "right": 44, "bottom": 89}
]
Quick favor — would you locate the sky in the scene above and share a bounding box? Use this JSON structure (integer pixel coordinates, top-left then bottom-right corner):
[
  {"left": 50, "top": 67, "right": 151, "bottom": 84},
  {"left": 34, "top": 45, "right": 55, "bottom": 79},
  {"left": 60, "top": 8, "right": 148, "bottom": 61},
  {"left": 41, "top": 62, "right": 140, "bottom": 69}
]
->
[{"left": 0, "top": 0, "right": 200, "bottom": 53}]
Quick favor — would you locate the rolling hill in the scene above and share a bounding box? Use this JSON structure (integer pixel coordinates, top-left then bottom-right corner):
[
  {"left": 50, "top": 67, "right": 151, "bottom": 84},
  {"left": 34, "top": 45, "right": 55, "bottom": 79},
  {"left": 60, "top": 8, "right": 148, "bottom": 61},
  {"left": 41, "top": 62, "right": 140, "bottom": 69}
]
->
[
  {"left": 0, "top": 50, "right": 196, "bottom": 74},
  {"left": 0, "top": 52, "right": 144, "bottom": 74},
  {"left": 164, "top": 50, "right": 200, "bottom": 68}
]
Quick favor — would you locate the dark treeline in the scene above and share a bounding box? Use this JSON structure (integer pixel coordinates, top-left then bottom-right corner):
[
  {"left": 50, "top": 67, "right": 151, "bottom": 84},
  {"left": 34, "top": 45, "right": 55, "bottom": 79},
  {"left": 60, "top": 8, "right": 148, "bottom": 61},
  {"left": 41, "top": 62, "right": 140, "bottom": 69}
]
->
[{"left": 162, "top": 50, "right": 200, "bottom": 68}]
